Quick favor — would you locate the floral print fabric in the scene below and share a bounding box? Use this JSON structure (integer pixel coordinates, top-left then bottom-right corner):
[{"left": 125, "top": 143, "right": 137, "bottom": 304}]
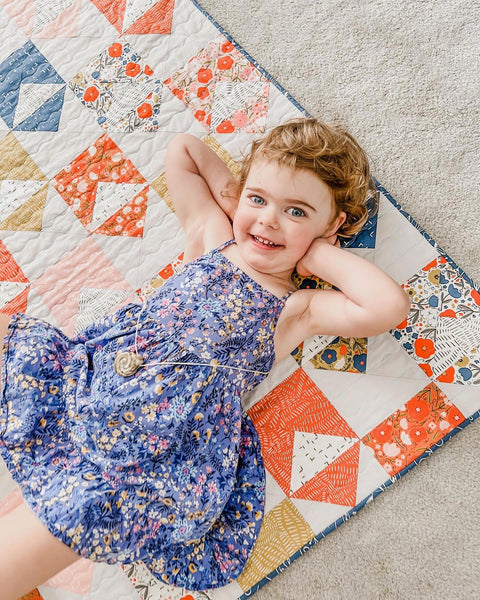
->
[
  {"left": 53, "top": 133, "right": 148, "bottom": 236},
  {"left": 164, "top": 36, "right": 269, "bottom": 134},
  {"left": 362, "top": 382, "right": 465, "bottom": 476},
  {"left": 69, "top": 41, "right": 162, "bottom": 132},
  {"left": 0, "top": 240, "right": 285, "bottom": 590}
]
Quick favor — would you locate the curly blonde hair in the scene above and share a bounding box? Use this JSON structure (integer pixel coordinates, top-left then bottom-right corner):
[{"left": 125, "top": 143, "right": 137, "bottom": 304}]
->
[{"left": 228, "top": 118, "right": 377, "bottom": 238}]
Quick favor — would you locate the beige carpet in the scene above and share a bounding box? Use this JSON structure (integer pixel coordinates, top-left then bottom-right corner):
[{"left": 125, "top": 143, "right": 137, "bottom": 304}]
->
[{"left": 197, "top": 1, "right": 480, "bottom": 599}]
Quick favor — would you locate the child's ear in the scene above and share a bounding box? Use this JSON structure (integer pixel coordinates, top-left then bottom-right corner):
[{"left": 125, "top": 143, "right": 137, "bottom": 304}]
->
[{"left": 323, "top": 211, "right": 346, "bottom": 238}]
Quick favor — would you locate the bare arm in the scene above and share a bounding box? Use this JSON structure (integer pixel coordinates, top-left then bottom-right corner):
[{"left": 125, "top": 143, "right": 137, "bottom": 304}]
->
[
  {"left": 294, "top": 238, "right": 410, "bottom": 339},
  {"left": 165, "top": 134, "right": 237, "bottom": 258}
]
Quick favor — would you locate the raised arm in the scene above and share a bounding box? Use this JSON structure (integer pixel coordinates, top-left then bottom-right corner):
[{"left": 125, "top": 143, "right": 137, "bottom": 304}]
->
[
  {"left": 165, "top": 134, "right": 237, "bottom": 260},
  {"left": 292, "top": 238, "right": 410, "bottom": 339}
]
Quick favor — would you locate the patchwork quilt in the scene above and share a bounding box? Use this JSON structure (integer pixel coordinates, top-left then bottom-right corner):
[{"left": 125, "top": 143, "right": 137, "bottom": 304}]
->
[{"left": 0, "top": 1, "right": 479, "bottom": 599}]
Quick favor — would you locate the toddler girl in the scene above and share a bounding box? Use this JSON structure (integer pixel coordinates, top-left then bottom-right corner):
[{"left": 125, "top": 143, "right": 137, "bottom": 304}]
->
[{"left": 0, "top": 118, "right": 409, "bottom": 598}]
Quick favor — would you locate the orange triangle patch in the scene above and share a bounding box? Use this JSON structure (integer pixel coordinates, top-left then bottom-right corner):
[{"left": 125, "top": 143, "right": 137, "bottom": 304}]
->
[
  {"left": 249, "top": 368, "right": 358, "bottom": 440},
  {"left": 124, "top": 0, "right": 175, "bottom": 34},
  {"left": 249, "top": 369, "right": 360, "bottom": 506},
  {"left": 54, "top": 134, "right": 147, "bottom": 230},
  {"left": 291, "top": 442, "right": 360, "bottom": 506},
  {"left": 263, "top": 430, "right": 295, "bottom": 498},
  {"left": 2, "top": 287, "right": 29, "bottom": 314},
  {"left": 0, "top": 240, "right": 28, "bottom": 283}
]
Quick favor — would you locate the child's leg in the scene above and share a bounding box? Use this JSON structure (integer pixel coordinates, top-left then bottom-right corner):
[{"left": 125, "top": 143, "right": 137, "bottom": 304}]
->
[{"left": 0, "top": 500, "right": 80, "bottom": 600}]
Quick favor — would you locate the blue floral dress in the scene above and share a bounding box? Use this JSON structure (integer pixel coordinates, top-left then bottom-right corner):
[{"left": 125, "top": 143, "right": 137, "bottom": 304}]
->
[{"left": 0, "top": 240, "right": 288, "bottom": 590}]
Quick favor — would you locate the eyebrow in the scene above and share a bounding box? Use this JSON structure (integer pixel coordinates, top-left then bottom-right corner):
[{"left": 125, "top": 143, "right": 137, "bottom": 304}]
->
[{"left": 245, "top": 187, "right": 318, "bottom": 212}]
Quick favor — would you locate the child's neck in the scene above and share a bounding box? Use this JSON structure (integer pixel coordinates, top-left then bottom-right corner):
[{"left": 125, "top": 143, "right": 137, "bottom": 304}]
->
[{"left": 220, "top": 242, "right": 296, "bottom": 299}]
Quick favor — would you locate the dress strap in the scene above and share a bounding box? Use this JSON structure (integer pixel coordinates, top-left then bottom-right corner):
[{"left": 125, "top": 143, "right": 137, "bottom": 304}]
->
[{"left": 215, "top": 238, "right": 236, "bottom": 252}]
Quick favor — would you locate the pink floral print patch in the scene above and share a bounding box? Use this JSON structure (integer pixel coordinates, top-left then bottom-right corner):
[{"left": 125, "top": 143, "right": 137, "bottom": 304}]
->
[{"left": 164, "top": 36, "right": 270, "bottom": 134}]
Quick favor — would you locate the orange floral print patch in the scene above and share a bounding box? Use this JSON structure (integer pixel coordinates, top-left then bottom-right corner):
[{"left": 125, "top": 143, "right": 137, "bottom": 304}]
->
[
  {"left": 69, "top": 41, "right": 162, "bottom": 132},
  {"left": 54, "top": 134, "right": 148, "bottom": 237},
  {"left": 362, "top": 382, "right": 465, "bottom": 476}
]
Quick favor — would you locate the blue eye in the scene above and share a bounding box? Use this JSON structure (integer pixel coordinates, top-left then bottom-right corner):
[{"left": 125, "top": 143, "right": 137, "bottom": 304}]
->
[
  {"left": 250, "top": 195, "right": 265, "bottom": 205},
  {"left": 287, "top": 207, "right": 306, "bottom": 217}
]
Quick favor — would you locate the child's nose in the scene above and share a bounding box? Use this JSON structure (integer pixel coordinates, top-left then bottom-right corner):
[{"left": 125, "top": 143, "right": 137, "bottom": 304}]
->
[{"left": 258, "top": 207, "right": 279, "bottom": 229}]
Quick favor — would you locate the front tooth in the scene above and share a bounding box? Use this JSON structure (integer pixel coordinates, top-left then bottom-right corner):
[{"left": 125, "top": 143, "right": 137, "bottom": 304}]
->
[{"left": 254, "top": 235, "right": 276, "bottom": 246}]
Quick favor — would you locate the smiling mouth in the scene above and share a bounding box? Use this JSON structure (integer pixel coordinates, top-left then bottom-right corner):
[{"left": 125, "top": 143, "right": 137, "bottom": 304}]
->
[{"left": 250, "top": 234, "right": 282, "bottom": 248}]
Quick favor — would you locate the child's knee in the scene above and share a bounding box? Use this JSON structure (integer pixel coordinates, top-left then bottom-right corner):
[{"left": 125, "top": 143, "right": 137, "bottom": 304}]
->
[{"left": 0, "top": 501, "right": 79, "bottom": 599}]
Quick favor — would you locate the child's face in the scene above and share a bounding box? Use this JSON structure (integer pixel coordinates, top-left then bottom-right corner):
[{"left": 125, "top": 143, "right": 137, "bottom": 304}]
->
[{"left": 233, "top": 159, "right": 345, "bottom": 278}]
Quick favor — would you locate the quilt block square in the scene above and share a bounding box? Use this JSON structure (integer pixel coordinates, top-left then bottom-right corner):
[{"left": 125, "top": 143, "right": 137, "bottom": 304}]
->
[
  {"left": 301, "top": 335, "right": 368, "bottom": 373},
  {"left": 90, "top": 0, "right": 175, "bottom": 35},
  {"left": 362, "top": 382, "right": 465, "bottom": 476},
  {"left": 0, "top": 42, "right": 66, "bottom": 131},
  {"left": 0, "top": 0, "right": 82, "bottom": 38},
  {"left": 33, "top": 236, "right": 133, "bottom": 335},
  {"left": 69, "top": 41, "right": 162, "bottom": 132},
  {"left": 0, "top": 239, "right": 30, "bottom": 314},
  {"left": 249, "top": 369, "right": 360, "bottom": 507},
  {"left": 164, "top": 36, "right": 270, "bottom": 134},
  {"left": 236, "top": 499, "right": 315, "bottom": 592},
  {"left": 0, "top": 133, "right": 48, "bottom": 232},
  {"left": 394, "top": 256, "right": 480, "bottom": 384},
  {"left": 53, "top": 133, "right": 149, "bottom": 236}
]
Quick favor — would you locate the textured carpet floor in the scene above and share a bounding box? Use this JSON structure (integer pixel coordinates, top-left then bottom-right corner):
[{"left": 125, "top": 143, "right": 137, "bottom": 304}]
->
[{"left": 197, "top": 2, "right": 480, "bottom": 599}]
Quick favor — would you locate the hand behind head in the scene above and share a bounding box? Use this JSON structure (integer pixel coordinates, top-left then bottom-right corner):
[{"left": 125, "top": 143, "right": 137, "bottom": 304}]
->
[{"left": 295, "top": 235, "right": 340, "bottom": 276}]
